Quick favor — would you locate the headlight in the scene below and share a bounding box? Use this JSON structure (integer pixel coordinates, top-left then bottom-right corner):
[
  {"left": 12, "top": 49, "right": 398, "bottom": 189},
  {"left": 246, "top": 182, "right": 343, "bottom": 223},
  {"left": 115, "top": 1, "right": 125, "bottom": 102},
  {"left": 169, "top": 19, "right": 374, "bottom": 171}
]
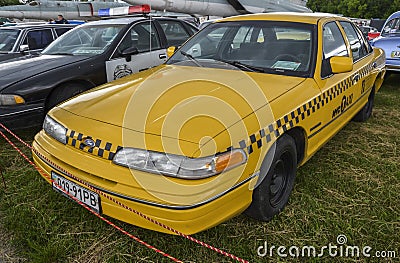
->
[
  {"left": 0, "top": 94, "right": 25, "bottom": 106},
  {"left": 43, "top": 115, "right": 67, "bottom": 144},
  {"left": 113, "top": 148, "right": 247, "bottom": 179}
]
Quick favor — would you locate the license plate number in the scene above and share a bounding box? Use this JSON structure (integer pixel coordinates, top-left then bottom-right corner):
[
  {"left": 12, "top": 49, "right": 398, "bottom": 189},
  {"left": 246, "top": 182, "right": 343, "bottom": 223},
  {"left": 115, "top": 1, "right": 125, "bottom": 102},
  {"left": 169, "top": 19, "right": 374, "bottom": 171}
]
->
[
  {"left": 391, "top": 51, "right": 400, "bottom": 58},
  {"left": 51, "top": 172, "right": 100, "bottom": 214}
]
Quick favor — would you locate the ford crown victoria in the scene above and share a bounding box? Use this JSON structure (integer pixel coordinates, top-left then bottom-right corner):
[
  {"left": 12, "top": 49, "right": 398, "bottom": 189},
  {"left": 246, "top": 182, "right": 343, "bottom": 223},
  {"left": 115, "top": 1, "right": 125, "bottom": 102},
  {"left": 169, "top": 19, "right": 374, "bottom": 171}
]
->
[
  {"left": 0, "top": 23, "right": 75, "bottom": 62},
  {"left": 32, "top": 13, "right": 386, "bottom": 234},
  {"left": 0, "top": 16, "right": 197, "bottom": 129}
]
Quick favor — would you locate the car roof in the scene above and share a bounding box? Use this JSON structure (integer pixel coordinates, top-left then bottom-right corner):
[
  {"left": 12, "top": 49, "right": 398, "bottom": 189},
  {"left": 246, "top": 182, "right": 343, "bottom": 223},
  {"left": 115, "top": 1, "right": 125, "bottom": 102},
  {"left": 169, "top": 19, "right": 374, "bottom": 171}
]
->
[
  {"left": 88, "top": 16, "right": 195, "bottom": 26},
  {"left": 219, "top": 12, "right": 346, "bottom": 24},
  {"left": 88, "top": 16, "right": 148, "bottom": 26},
  {"left": 387, "top": 11, "right": 400, "bottom": 20},
  {"left": 0, "top": 23, "right": 75, "bottom": 30}
]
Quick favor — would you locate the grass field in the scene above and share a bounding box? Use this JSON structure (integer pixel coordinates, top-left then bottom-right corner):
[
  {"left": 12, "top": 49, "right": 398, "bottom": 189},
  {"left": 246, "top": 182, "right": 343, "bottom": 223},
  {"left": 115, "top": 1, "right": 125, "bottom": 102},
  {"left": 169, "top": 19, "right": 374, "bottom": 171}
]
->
[{"left": 0, "top": 74, "right": 399, "bottom": 263}]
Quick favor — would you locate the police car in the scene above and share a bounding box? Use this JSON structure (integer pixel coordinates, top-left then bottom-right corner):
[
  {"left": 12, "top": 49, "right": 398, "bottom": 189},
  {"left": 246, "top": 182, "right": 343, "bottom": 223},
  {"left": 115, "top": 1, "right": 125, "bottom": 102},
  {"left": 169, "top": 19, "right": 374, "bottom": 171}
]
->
[{"left": 0, "top": 7, "right": 197, "bottom": 129}]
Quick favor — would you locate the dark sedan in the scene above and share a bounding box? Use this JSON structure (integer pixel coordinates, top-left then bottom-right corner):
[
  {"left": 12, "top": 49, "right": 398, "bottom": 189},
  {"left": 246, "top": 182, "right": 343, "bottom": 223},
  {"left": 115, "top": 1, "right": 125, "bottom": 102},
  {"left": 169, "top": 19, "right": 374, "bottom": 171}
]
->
[
  {"left": 0, "top": 16, "right": 197, "bottom": 129},
  {"left": 0, "top": 23, "right": 75, "bottom": 62}
]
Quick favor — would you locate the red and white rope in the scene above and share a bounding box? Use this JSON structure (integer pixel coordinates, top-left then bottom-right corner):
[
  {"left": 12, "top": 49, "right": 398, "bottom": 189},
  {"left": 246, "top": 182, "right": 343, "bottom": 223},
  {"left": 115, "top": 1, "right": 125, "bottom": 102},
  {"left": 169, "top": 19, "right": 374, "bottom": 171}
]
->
[
  {"left": 0, "top": 128, "right": 184, "bottom": 263},
  {"left": 0, "top": 123, "right": 249, "bottom": 263}
]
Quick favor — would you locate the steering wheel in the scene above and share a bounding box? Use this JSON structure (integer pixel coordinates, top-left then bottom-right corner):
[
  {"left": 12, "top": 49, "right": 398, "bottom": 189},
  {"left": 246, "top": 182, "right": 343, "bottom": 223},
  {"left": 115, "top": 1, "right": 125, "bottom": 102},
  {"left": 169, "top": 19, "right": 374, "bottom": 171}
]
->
[{"left": 274, "top": 54, "right": 301, "bottom": 62}]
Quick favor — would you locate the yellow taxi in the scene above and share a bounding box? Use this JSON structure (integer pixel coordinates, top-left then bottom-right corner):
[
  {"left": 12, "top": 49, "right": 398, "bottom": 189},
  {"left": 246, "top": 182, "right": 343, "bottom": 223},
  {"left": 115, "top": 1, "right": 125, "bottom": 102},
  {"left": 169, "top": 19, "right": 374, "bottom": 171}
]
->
[{"left": 32, "top": 13, "right": 386, "bottom": 234}]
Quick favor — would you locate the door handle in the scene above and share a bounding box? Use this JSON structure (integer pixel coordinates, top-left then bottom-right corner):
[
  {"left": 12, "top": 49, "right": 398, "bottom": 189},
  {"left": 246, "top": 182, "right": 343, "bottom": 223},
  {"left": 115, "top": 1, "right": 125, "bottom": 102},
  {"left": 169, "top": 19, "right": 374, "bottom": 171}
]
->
[
  {"left": 159, "top": 54, "right": 167, "bottom": 59},
  {"left": 352, "top": 73, "right": 360, "bottom": 84}
]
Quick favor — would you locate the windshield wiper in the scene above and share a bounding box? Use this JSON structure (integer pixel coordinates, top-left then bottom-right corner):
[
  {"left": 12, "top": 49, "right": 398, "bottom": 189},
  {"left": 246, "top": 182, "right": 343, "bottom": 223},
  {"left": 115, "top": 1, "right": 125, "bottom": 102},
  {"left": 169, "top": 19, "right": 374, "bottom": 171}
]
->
[
  {"left": 213, "top": 58, "right": 265, "bottom": 73},
  {"left": 180, "top": 51, "right": 202, "bottom": 67},
  {"left": 47, "top": 52, "right": 74, "bottom": 56}
]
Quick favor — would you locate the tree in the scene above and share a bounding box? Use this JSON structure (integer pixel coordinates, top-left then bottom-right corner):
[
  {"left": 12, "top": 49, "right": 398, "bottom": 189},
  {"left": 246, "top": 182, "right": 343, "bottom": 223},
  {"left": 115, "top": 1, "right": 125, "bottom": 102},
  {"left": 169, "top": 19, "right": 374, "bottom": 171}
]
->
[
  {"left": 0, "top": 0, "right": 21, "bottom": 6},
  {"left": 307, "top": 0, "right": 400, "bottom": 19}
]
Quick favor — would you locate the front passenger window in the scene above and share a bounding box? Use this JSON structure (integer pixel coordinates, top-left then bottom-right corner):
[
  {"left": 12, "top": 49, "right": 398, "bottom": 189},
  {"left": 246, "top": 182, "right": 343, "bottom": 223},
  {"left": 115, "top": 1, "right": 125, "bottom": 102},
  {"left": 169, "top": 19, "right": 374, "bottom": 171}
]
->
[
  {"left": 323, "top": 22, "right": 348, "bottom": 59},
  {"left": 322, "top": 22, "right": 348, "bottom": 77}
]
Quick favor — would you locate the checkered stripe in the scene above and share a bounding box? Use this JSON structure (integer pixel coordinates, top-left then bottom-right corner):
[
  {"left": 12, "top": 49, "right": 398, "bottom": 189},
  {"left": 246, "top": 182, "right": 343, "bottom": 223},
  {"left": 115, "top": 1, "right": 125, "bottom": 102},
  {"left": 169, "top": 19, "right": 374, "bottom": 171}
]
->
[
  {"left": 359, "top": 63, "right": 374, "bottom": 79},
  {"left": 235, "top": 63, "right": 374, "bottom": 155},
  {"left": 66, "top": 129, "right": 122, "bottom": 160}
]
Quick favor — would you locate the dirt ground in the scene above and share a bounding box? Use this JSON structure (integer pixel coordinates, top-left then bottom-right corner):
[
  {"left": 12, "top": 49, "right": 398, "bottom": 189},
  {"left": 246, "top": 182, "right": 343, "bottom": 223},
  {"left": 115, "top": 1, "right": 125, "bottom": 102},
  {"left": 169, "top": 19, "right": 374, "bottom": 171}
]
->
[{"left": 0, "top": 221, "right": 25, "bottom": 263}]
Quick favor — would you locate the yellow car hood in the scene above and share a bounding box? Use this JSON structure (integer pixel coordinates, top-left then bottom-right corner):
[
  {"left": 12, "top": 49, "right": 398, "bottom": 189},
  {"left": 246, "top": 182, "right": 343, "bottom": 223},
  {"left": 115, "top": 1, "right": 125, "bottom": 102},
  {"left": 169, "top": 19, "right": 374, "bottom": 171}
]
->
[{"left": 59, "top": 65, "right": 305, "bottom": 144}]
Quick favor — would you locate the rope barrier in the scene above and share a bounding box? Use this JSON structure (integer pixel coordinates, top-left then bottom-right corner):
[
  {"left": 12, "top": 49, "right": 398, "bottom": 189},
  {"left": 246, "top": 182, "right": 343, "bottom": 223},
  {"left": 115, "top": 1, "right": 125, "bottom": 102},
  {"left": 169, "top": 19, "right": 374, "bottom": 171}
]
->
[
  {"left": 0, "top": 128, "right": 183, "bottom": 263},
  {"left": 0, "top": 123, "right": 250, "bottom": 263}
]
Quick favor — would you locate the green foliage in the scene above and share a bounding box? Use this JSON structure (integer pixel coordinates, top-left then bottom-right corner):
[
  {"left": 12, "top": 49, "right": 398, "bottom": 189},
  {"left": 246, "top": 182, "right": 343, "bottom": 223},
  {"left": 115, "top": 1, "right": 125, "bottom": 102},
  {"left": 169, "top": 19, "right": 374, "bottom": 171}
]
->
[
  {"left": 307, "top": 0, "right": 400, "bottom": 19},
  {"left": 0, "top": 0, "right": 20, "bottom": 6}
]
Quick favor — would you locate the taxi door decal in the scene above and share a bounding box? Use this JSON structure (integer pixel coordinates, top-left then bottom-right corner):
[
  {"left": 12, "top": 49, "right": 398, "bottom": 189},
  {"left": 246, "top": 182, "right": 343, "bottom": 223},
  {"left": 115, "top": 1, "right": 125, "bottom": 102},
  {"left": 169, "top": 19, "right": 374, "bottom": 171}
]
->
[{"left": 233, "top": 62, "right": 376, "bottom": 154}]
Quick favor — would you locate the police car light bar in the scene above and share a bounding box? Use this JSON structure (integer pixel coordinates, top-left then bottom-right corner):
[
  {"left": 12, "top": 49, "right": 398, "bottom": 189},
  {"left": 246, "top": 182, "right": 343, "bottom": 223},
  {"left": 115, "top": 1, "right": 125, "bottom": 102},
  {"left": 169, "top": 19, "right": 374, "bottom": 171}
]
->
[{"left": 98, "top": 4, "right": 151, "bottom": 17}]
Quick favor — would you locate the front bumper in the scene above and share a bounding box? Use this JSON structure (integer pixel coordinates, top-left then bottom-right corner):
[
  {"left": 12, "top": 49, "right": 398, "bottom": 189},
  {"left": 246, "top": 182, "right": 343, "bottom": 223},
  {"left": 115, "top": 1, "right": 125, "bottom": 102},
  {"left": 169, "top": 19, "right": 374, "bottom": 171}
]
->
[
  {"left": 32, "top": 130, "right": 256, "bottom": 235},
  {"left": 0, "top": 103, "right": 44, "bottom": 130},
  {"left": 385, "top": 58, "right": 400, "bottom": 72}
]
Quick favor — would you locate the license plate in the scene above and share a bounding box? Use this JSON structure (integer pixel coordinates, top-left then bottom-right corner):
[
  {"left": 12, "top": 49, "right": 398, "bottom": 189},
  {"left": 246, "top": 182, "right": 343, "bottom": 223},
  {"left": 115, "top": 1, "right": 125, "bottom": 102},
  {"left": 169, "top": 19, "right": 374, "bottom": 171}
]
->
[
  {"left": 51, "top": 171, "right": 101, "bottom": 214},
  {"left": 391, "top": 51, "right": 400, "bottom": 58}
]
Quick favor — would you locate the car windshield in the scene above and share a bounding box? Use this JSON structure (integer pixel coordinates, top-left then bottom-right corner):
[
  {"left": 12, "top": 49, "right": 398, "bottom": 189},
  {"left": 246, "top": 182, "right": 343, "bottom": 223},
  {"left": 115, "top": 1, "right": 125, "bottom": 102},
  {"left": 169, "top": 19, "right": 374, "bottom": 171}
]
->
[
  {"left": 167, "top": 21, "right": 315, "bottom": 77},
  {"left": 382, "top": 17, "right": 400, "bottom": 36},
  {"left": 43, "top": 24, "right": 124, "bottom": 56},
  {"left": 0, "top": 29, "right": 20, "bottom": 53}
]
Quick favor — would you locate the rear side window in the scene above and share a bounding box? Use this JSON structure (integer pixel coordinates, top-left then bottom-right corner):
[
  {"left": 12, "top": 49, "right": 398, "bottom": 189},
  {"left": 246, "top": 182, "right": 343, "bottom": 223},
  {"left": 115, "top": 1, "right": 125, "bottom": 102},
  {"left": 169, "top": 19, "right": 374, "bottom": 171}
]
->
[
  {"left": 159, "top": 20, "right": 191, "bottom": 46},
  {"left": 185, "top": 23, "right": 198, "bottom": 35},
  {"left": 382, "top": 17, "right": 400, "bottom": 36},
  {"left": 55, "top": 28, "right": 71, "bottom": 37},
  {"left": 339, "top": 21, "right": 368, "bottom": 62},
  {"left": 24, "top": 29, "right": 54, "bottom": 50}
]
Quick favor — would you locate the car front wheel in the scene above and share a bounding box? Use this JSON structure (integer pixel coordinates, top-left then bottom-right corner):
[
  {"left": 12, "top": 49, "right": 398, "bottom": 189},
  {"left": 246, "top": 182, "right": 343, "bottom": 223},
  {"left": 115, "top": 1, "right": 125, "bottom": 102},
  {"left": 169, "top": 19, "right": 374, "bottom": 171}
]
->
[
  {"left": 245, "top": 134, "right": 297, "bottom": 221},
  {"left": 46, "top": 83, "right": 87, "bottom": 111}
]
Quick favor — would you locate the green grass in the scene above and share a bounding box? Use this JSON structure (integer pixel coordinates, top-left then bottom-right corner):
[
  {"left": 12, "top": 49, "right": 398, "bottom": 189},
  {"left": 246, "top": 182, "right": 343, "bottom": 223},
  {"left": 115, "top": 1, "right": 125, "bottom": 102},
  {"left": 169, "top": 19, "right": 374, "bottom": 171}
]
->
[{"left": 0, "top": 75, "right": 399, "bottom": 263}]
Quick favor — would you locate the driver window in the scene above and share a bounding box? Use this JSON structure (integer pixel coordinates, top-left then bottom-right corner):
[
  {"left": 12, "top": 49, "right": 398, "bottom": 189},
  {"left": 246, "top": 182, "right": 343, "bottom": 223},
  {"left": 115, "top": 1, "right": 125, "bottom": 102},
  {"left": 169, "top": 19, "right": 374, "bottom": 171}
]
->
[
  {"left": 116, "top": 22, "right": 160, "bottom": 57},
  {"left": 322, "top": 22, "right": 348, "bottom": 59},
  {"left": 23, "top": 29, "right": 53, "bottom": 50},
  {"left": 382, "top": 18, "right": 400, "bottom": 34}
]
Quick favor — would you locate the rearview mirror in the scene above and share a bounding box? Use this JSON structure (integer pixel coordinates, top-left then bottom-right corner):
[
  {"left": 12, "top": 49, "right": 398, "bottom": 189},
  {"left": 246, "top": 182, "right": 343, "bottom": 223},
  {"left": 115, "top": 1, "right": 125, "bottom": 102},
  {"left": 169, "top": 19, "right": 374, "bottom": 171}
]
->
[
  {"left": 330, "top": 56, "right": 353, "bottom": 74},
  {"left": 167, "top": 46, "right": 176, "bottom": 58},
  {"left": 20, "top": 44, "right": 29, "bottom": 53},
  {"left": 121, "top": 47, "right": 139, "bottom": 62}
]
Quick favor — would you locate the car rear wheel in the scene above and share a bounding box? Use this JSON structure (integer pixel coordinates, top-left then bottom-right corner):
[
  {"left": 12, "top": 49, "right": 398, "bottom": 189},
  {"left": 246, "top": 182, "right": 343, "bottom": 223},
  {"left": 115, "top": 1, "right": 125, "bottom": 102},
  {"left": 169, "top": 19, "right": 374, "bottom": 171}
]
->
[
  {"left": 353, "top": 87, "right": 375, "bottom": 122},
  {"left": 245, "top": 134, "right": 297, "bottom": 221},
  {"left": 46, "top": 83, "right": 87, "bottom": 112}
]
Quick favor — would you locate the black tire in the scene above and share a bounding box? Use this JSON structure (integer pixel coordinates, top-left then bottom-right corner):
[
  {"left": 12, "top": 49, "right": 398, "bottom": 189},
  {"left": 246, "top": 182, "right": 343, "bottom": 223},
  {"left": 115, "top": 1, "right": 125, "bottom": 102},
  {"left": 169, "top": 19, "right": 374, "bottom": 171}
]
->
[
  {"left": 353, "top": 88, "right": 375, "bottom": 122},
  {"left": 46, "top": 83, "right": 87, "bottom": 111},
  {"left": 245, "top": 134, "right": 297, "bottom": 221}
]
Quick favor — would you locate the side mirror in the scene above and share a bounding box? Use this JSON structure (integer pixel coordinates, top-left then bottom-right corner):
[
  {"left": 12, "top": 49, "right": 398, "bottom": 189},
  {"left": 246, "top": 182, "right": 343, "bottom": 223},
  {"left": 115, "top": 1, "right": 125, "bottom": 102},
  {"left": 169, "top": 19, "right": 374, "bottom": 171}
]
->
[
  {"left": 167, "top": 46, "right": 176, "bottom": 58},
  {"left": 121, "top": 47, "right": 139, "bottom": 62},
  {"left": 330, "top": 56, "right": 353, "bottom": 74},
  {"left": 20, "top": 44, "right": 29, "bottom": 53}
]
